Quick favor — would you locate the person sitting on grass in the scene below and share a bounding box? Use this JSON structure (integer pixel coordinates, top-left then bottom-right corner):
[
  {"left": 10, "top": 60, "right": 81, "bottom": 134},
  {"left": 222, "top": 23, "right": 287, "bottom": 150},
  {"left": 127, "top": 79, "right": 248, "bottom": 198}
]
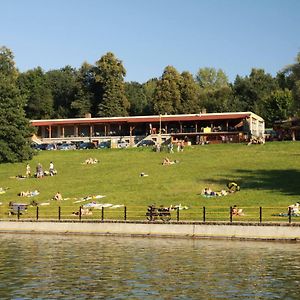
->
[
  {"left": 26, "top": 164, "right": 31, "bottom": 178},
  {"left": 53, "top": 192, "right": 63, "bottom": 201},
  {"left": 288, "top": 202, "right": 300, "bottom": 216},
  {"left": 232, "top": 205, "right": 244, "bottom": 216},
  {"left": 227, "top": 182, "right": 240, "bottom": 193}
]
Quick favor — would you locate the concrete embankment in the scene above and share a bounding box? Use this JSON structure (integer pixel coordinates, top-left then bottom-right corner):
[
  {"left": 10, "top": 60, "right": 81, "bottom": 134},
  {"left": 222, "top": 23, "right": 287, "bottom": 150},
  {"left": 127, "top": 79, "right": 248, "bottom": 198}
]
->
[{"left": 1, "top": 220, "right": 300, "bottom": 241}]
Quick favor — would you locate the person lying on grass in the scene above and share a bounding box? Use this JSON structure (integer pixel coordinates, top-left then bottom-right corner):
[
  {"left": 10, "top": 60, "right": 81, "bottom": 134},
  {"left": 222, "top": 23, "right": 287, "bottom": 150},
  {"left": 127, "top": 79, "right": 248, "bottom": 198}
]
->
[
  {"left": 72, "top": 208, "right": 93, "bottom": 216},
  {"left": 201, "top": 187, "right": 228, "bottom": 197},
  {"left": 162, "top": 157, "right": 179, "bottom": 165},
  {"left": 18, "top": 190, "right": 40, "bottom": 197}
]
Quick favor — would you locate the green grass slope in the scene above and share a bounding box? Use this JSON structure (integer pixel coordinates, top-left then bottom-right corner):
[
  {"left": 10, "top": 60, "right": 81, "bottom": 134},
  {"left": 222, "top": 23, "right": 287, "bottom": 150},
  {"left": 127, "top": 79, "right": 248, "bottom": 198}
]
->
[{"left": 1, "top": 142, "right": 300, "bottom": 221}]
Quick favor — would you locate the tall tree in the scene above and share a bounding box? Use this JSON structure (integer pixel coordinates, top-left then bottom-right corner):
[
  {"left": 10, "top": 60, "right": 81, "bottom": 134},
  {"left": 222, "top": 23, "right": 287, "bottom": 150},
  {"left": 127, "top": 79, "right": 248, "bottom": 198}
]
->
[
  {"left": 46, "top": 66, "right": 77, "bottom": 118},
  {"left": 152, "top": 66, "right": 181, "bottom": 114},
  {"left": 233, "top": 69, "right": 278, "bottom": 117},
  {"left": 282, "top": 52, "right": 300, "bottom": 114},
  {"left": 71, "top": 62, "right": 94, "bottom": 117},
  {"left": 263, "top": 89, "right": 293, "bottom": 126},
  {"left": 95, "top": 52, "right": 129, "bottom": 117},
  {"left": 196, "top": 67, "right": 233, "bottom": 113},
  {"left": 142, "top": 78, "right": 158, "bottom": 115},
  {"left": 18, "top": 67, "right": 53, "bottom": 119},
  {"left": 196, "top": 67, "right": 228, "bottom": 89},
  {"left": 179, "top": 71, "right": 201, "bottom": 113},
  {"left": 0, "top": 46, "right": 33, "bottom": 162},
  {"left": 125, "top": 81, "right": 147, "bottom": 116}
]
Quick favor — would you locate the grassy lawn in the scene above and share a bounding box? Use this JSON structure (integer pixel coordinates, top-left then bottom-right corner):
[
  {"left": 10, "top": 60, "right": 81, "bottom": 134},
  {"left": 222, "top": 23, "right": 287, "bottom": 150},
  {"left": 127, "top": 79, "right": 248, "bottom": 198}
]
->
[{"left": 1, "top": 142, "right": 300, "bottom": 222}]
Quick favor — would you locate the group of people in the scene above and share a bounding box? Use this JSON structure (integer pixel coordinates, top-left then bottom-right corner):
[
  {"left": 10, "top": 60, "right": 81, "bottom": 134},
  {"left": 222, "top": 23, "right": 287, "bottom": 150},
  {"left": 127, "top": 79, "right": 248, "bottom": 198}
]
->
[
  {"left": 84, "top": 158, "right": 99, "bottom": 164},
  {"left": 167, "top": 141, "right": 185, "bottom": 153},
  {"left": 200, "top": 182, "right": 244, "bottom": 216},
  {"left": 201, "top": 182, "right": 240, "bottom": 197},
  {"left": 18, "top": 190, "right": 40, "bottom": 197},
  {"left": 201, "top": 187, "right": 228, "bottom": 197},
  {"left": 25, "top": 162, "right": 57, "bottom": 178}
]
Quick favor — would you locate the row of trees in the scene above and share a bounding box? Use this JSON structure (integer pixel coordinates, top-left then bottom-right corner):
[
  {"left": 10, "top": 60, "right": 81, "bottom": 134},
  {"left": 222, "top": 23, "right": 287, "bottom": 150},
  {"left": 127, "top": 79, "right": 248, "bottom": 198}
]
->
[
  {"left": 16, "top": 51, "right": 300, "bottom": 128},
  {"left": 1, "top": 45, "right": 300, "bottom": 162}
]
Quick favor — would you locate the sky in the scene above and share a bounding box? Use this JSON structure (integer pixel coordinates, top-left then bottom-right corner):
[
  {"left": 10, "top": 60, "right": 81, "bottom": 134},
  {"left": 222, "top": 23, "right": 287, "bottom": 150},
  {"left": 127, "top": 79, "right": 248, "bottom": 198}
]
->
[{"left": 1, "top": 0, "right": 300, "bottom": 83}]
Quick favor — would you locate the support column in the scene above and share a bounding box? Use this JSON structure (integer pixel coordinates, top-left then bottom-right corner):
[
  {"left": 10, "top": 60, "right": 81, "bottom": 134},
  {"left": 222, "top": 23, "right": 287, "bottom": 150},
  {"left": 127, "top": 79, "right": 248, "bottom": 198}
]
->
[
  {"left": 292, "top": 129, "right": 296, "bottom": 141},
  {"left": 41, "top": 127, "right": 46, "bottom": 138},
  {"left": 89, "top": 125, "right": 93, "bottom": 138},
  {"left": 48, "top": 125, "right": 52, "bottom": 139},
  {"left": 61, "top": 126, "right": 65, "bottom": 138},
  {"left": 74, "top": 126, "right": 78, "bottom": 137},
  {"left": 129, "top": 126, "right": 134, "bottom": 146}
]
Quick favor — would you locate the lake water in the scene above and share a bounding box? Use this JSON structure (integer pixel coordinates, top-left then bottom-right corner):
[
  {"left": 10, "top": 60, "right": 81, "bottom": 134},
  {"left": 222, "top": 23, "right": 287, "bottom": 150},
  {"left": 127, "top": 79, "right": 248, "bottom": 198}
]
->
[{"left": 0, "top": 234, "right": 300, "bottom": 299}]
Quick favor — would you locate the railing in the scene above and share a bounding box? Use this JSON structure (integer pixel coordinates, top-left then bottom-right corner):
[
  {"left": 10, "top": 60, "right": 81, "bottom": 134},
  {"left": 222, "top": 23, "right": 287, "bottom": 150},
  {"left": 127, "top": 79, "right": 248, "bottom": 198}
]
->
[{"left": 0, "top": 205, "right": 298, "bottom": 224}]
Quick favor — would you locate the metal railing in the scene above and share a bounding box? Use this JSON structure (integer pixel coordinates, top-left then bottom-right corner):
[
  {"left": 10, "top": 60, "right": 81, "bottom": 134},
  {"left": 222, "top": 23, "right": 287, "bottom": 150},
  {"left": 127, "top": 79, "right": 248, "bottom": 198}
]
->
[{"left": 0, "top": 205, "right": 298, "bottom": 224}]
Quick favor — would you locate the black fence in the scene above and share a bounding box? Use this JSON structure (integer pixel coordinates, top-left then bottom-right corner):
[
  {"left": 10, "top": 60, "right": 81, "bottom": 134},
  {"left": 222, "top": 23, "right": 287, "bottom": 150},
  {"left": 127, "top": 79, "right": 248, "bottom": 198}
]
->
[{"left": 1, "top": 205, "right": 298, "bottom": 224}]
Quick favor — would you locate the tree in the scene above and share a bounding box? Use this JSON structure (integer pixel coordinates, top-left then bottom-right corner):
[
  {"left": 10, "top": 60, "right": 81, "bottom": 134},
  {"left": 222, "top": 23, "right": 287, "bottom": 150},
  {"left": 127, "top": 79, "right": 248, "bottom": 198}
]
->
[
  {"left": 196, "top": 67, "right": 228, "bottom": 89},
  {"left": 46, "top": 66, "right": 77, "bottom": 118},
  {"left": 196, "top": 67, "right": 233, "bottom": 113},
  {"left": 263, "top": 89, "right": 293, "bottom": 126},
  {"left": 125, "top": 81, "right": 148, "bottom": 116},
  {"left": 233, "top": 69, "right": 278, "bottom": 117},
  {"left": 142, "top": 78, "right": 158, "bottom": 115},
  {"left": 179, "top": 71, "right": 201, "bottom": 113},
  {"left": 282, "top": 52, "right": 300, "bottom": 114},
  {"left": 18, "top": 67, "right": 53, "bottom": 119},
  {"left": 71, "top": 62, "right": 94, "bottom": 117},
  {"left": 0, "top": 46, "right": 33, "bottom": 162},
  {"left": 152, "top": 66, "right": 181, "bottom": 114},
  {"left": 95, "top": 52, "right": 129, "bottom": 117}
]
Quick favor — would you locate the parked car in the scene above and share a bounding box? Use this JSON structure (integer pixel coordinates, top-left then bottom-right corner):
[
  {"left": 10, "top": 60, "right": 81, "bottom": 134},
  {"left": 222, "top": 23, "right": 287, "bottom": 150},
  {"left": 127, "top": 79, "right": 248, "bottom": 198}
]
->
[
  {"left": 137, "top": 140, "right": 156, "bottom": 147},
  {"left": 57, "top": 143, "right": 77, "bottom": 150},
  {"left": 79, "top": 142, "right": 96, "bottom": 149},
  {"left": 46, "top": 143, "right": 57, "bottom": 150},
  {"left": 35, "top": 143, "right": 49, "bottom": 150},
  {"left": 117, "top": 140, "right": 129, "bottom": 148},
  {"left": 264, "top": 129, "right": 278, "bottom": 141},
  {"left": 98, "top": 141, "right": 111, "bottom": 149}
]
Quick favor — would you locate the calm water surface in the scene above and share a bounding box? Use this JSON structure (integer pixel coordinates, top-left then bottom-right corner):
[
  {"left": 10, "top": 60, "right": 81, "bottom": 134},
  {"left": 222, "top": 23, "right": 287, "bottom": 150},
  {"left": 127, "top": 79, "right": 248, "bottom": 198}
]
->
[{"left": 0, "top": 234, "right": 300, "bottom": 299}]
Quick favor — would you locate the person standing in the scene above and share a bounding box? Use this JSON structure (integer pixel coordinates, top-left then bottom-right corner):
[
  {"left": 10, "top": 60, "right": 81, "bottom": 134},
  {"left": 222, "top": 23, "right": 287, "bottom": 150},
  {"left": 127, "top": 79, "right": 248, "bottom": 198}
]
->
[
  {"left": 36, "top": 163, "right": 44, "bottom": 178},
  {"left": 49, "top": 161, "right": 54, "bottom": 176},
  {"left": 26, "top": 164, "right": 31, "bottom": 177}
]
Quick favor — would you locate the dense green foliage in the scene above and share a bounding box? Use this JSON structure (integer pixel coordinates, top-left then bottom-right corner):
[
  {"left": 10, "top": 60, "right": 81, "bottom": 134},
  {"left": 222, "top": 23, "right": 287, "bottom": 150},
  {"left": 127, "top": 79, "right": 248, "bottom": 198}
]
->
[
  {"left": 0, "top": 143, "right": 300, "bottom": 221},
  {"left": 0, "top": 47, "right": 34, "bottom": 163},
  {"left": 0, "top": 45, "right": 298, "bottom": 124}
]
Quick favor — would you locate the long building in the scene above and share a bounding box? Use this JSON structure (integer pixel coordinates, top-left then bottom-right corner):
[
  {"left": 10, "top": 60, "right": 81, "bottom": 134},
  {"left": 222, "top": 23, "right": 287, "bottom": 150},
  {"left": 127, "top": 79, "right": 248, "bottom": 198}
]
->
[{"left": 31, "top": 112, "right": 265, "bottom": 146}]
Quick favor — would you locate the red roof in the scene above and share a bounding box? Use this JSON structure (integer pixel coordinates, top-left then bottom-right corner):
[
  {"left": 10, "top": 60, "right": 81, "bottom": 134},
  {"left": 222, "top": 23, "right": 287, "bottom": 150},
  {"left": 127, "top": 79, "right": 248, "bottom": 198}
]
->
[{"left": 30, "top": 113, "right": 252, "bottom": 127}]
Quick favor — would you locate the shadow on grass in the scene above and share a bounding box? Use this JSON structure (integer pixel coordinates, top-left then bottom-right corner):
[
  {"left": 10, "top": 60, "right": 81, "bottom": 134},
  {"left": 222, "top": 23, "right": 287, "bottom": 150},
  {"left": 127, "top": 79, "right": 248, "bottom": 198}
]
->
[{"left": 207, "top": 169, "right": 300, "bottom": 196}]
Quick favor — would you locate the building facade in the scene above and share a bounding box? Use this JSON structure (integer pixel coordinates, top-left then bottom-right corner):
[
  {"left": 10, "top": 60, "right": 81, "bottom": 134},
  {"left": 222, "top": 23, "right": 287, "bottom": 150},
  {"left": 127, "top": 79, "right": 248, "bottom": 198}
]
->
[{"left": 31, "top": 112, "right": 265, "bottom": 146}]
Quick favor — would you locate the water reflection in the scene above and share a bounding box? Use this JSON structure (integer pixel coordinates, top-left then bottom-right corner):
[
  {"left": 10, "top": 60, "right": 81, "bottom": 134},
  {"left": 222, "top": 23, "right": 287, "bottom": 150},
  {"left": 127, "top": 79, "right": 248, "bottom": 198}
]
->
[{"left": 0, "top": 234, "right": 300, "bottom": 299}]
